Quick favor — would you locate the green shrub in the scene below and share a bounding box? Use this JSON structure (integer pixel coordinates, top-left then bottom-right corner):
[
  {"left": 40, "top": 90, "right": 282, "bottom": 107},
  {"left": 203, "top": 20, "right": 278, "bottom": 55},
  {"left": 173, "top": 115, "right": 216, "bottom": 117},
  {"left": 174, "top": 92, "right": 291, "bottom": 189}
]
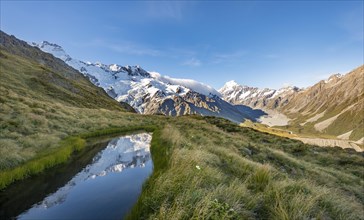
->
[{"left": 205, "top": 199, "right": 238, "bottom": 220}]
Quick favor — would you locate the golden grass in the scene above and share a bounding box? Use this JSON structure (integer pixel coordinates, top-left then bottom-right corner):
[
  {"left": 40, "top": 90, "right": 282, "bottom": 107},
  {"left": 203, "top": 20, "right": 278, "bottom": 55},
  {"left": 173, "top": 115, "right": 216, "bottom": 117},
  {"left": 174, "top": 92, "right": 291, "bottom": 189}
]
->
[
  {"left": 127, "top": 117, "right": 364, "bottom": 219},
  {"left": 1, "top": 39, "right": 363, "bottom": 219}
]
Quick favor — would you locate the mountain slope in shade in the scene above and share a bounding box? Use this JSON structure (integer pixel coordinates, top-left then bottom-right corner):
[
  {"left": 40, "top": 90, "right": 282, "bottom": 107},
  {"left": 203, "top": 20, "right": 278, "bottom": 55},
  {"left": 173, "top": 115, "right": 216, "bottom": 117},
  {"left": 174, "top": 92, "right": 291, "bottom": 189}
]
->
[
  {"left": 32, "top": 41, "right": 262, "bottom": 123},
  {"left": 220, "top": 66, "right": 364, "bottom": 143}
]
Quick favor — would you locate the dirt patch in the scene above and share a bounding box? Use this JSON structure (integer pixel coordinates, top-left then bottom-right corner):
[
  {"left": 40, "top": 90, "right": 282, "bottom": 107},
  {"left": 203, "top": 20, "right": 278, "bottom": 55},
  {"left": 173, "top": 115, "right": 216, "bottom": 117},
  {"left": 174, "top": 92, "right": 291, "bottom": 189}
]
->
[
  {"left": 355, "top": 137, "right": 364, "bottom": 145},
  {"left": 258, "top": 110, "right": 290, "bottom": 126},
  {"left": 300, "top": 111, "right": 326, "bottom": 126},
  {"left": 337, "top": 130, "right": 353, "bottom": 140},
  {"left": 314, "top": 104, "right": 355, "bottom": 132},
  {"left": 314, "top": 114, "right": 341, "bottom": 132},
  {"left": 294, "top": 137, "right": 362, "bottom": 152}
]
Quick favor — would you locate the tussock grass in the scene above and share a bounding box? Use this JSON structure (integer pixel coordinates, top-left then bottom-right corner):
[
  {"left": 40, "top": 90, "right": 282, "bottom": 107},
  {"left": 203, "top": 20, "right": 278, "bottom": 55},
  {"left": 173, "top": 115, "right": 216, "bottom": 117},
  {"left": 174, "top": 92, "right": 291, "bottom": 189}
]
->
[
  {"left": 2, "top": 101, "right": 363, "bottom": 219},
  {"left": 1, "top": 34, "right": 363, "bottom": 219},
  {"left": 127, "top": 117, "right": 364, "bottom": 219},
  {"left": 247, "top": 165, "right": 272, "bottom": 192}
]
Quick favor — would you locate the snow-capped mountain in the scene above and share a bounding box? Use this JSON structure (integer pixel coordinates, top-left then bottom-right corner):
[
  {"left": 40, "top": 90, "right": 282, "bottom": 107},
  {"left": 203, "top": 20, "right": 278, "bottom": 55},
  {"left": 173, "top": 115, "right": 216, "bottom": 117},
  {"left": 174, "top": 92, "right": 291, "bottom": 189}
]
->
[
  {"left": 219, "top": 80, "right": 300, "bottom": 109},
  {"left": 31, "top": 41, "right": 256, "bottom": 123}
]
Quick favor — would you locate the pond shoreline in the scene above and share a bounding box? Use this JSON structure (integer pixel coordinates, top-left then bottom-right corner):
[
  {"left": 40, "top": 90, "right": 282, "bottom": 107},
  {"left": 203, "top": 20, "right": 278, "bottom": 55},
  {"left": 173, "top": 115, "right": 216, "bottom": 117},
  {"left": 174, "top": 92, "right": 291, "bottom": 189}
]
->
[
  {"left": 0, "top": 125, "right": 156, "bottom": 190},
  {"left": 1, "top": 132, "right": 154, "bottom": 219}
]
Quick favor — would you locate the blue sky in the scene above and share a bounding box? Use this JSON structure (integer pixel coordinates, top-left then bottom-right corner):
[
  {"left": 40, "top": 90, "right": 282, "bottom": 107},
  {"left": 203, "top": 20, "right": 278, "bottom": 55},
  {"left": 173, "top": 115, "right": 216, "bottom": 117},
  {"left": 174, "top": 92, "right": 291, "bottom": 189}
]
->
[{"left": 1, "top": 1, "right": 363, "bottom": 89}]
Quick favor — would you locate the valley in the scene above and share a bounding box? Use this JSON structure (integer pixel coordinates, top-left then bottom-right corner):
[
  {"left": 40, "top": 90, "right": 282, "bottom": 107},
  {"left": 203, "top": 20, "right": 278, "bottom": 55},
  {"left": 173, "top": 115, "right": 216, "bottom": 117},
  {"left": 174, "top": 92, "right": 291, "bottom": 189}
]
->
[{"left": 220, "top": 67, "right": 364, "bottom": 151}]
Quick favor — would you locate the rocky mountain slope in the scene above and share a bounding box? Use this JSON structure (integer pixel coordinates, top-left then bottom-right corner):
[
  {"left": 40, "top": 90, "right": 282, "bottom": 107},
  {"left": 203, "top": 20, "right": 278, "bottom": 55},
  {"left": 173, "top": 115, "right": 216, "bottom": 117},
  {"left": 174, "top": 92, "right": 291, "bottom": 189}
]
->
[
  {"left": 220, "top": 66, "right": 364, "bottom": 143},
  {"left": 31, "top": 41, "right": 259, "bottom": 123},
  {"left": 16, "top": 33, "right": 363, "bottom": 143},
  {"left": 219, "top": 80, "right": 300, "bottom": 109},
  {"left": 284, "top": 66, "right": 364, "bottom": 142}
]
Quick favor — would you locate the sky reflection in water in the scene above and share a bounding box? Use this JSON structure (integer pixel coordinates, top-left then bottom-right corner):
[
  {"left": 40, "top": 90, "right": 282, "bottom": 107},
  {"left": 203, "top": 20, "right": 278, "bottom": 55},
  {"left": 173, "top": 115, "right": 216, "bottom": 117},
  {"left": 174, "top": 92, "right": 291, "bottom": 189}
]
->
[{"left": 18, "top": 133, "right": 153, "bottom": 220}]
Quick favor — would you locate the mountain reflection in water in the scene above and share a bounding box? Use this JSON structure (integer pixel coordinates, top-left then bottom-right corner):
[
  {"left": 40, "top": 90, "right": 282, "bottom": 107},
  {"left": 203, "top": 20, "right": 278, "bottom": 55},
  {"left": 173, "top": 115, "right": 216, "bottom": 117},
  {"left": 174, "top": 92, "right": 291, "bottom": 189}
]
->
[{"left": 18, "top": 133, "right": 152, "bottom": 219}]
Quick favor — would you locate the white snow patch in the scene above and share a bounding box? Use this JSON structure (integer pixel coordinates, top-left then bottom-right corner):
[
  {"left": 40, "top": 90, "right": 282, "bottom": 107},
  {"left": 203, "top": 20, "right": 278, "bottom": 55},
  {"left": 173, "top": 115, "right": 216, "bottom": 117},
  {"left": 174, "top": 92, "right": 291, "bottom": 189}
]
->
[
  {"left": 239, "top": 91, "right": 251, "bottom": 99},
  {"left": 109, "top": 64, "right": 121, "bottom": 72},
  {"left": 263, "top": 90, "right": 275, "bottom": 96},
  {"left": 223, "top": 80, "right": 239, "bottom": 89}
]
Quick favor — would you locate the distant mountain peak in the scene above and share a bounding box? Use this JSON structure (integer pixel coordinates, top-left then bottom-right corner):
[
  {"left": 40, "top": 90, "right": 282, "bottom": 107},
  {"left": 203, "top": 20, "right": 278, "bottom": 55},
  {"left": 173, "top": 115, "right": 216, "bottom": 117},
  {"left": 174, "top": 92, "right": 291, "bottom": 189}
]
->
[
  {"left": 278, "top": 85, "right": 300, "bottom": 92},
  {"left": 219, "top": 80, "right": 301, "bottom": 109},
  {"left": 224, "top": 80, "right": 239, "bottom": 87},
  {"left": 123, "top": 65, "right": 150, "bottom": 77},
  {"left": 219, "top": 80, "right": 242, "bottom": 94},
  {"left": 33, "top": 40, "right": 252, "bottom": 123},
  {"left": 30, "top": 41, "right": 71, "bottom": 61},
  {"left": 109, "top": 64, "right": 121, "bottom": 72},
  {"left": 331, "top": 73, "right": 343, "bottom": 78}
]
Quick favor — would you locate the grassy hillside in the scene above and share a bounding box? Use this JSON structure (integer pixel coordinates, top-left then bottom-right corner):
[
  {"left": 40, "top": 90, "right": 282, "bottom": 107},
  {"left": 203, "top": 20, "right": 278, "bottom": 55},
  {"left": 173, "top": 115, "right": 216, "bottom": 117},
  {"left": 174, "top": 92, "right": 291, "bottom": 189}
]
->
[
  {"left": 0, "top": 32, "right": 363, "bottom": 219},
  {"left": 241, "top": 119, "right": 297, "bottom": 138},
  {"left": 0, "top": 31, "right": 135, "bottom": 111},
  {"left": 127, "top": 117, "right": 364, "bottom": 219},
  {"left": 0, "top": 31, "right": 136, "bottom": 170}
]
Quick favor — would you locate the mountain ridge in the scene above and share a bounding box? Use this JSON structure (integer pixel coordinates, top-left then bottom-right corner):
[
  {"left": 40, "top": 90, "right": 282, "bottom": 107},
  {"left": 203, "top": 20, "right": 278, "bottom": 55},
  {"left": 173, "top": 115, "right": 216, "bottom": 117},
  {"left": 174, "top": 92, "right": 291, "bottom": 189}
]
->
[
  {"left": 28, "top": 37, "right": 363, "bottom": 143},
  {"left": 219, "top": 66, "right": 364, "bottom": 143},
  {"left": 31, "top": 41, "right": 262, "bottom": 123},
  {"left": 219, "top": 80, "right": 301, "bottom": 110}
]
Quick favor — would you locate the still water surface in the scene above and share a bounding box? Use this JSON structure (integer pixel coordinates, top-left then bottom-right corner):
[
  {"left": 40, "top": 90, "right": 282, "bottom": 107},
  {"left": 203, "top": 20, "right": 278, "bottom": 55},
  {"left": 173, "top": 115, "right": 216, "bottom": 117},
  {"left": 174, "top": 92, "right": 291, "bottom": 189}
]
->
[{"left": 0, "top": 133, "right": 153, "bottom": 220}]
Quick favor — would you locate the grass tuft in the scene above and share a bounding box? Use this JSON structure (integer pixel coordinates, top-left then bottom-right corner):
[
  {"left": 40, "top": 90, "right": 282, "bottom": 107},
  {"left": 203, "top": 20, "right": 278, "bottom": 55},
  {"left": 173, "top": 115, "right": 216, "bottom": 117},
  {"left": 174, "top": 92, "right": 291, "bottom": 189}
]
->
[
  {"left": 1, "top": 33, "right": 363, "bottom": 219},
  {"left": 248, "top": 165, "right": 272, "bottom": 192}
]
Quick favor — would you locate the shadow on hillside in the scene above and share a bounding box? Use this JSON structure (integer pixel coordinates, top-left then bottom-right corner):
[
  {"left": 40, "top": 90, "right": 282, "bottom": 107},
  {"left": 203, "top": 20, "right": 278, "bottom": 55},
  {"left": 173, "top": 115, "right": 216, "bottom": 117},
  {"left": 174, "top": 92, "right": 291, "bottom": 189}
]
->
[{"left": 235, "top": 105, "right": 267, "bottom": 122}]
